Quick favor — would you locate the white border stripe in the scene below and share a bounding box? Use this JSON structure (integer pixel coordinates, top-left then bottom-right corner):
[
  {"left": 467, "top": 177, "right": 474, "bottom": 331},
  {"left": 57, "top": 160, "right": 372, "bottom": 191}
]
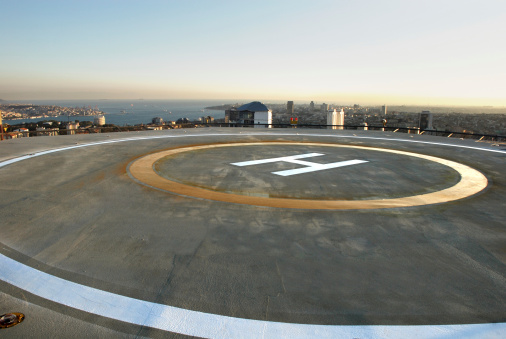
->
[
  {"left": 1, "top": 132, "right": 504, "bottom": 169},
  {"left": 1, "top": 254, "right": 505, "bottom": 338}
]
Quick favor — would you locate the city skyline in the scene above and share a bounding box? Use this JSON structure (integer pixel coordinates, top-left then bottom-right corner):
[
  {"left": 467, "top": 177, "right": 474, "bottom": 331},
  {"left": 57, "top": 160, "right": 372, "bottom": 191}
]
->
[{"left": 1, "top": 0, "right": 505, "bottom": 106}]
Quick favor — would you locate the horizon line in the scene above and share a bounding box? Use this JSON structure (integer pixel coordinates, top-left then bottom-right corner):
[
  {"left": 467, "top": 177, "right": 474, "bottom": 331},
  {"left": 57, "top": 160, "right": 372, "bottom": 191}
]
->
[{"left": 1, "top": 98, "right": 505, "bottom": 109}]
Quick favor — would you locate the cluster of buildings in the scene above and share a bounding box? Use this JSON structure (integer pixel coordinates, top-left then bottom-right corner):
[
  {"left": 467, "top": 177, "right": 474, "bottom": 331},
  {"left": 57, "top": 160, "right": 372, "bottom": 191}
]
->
[
  {"left": 0, "top": 104, "right": 104, "bottom": 121},
  {"left": 175, "top": 100, "right": 505, "bottom": 136},
  {"left": 220, "top": 100, "right": 378, "bottom": 131},
  {"left": 0, "top": 103, "right": 108, "bottom": 139},
  {"left": 269, "top": 101, "right": 504, "bottom": 136},
  {"left": 0, "top": 114, "right": 107, "bottom": 139},
  {"left": 1, "top": 100, "right": 504, "bottom": 140},
  {"left": 149, "top": 115, "right": 215, "bottom": 128}
]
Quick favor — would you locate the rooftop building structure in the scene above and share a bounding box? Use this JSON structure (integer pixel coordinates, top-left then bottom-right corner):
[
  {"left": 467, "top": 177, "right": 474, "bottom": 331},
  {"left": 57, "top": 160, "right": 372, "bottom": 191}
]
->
[{"left": 225, "top": 101, "right": 272, "bottom": 128}]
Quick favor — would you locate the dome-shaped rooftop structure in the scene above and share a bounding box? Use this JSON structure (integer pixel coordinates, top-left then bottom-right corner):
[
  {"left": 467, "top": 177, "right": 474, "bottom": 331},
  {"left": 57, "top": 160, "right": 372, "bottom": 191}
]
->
[{"left": 237, "top": 101, "right": 269, "bottom": 112}]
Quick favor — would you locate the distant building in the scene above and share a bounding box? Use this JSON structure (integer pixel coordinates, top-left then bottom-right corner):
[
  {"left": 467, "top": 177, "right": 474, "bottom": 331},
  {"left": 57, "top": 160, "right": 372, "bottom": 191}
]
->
[
  {"left": 4, "top": 132, "right": 21, "bottom": 139},
  {"left": 224, "top": 109, "right": 235, "bottom": 123},
  {"left": 176, "top": 118, "right": 190, "bottom": 124},
  {"left": 0, "top": 112, "right": 3, "bottom": 141},
  {"left": 225, "top": 101, "right": 272, "bottom": 128},
  {"left": 152, "top": 117, "right": 164, "bottom": 125},
  {"left": 309, "top": 101, "right": 315, "bottom": 111},
  {"left": 287, "top": 101, "right": 294, "bottom": 114},
  {"left": 36, "top": 127, "right": 59, "bottom": 136},
  {"left": 327, "top": 108, "right": 344, "bottom": 129},
  {"left": 66, "top": 122, "right": 79, "bottom": 135},
  {"left": 321, "top": 103, "right": 329, "bottom": 112},
  {"left": 381, "top": 105, "right": 387, "bottom": 115},
  {"left": 94, "top": 115, "right": 106, "bottom": 126},
  {"left": 12, "top": 128, "right": 30, "bottom": 138},
  {"left": 200, "top": 116, "right": 214, "bottom": 124},
  {"left": 419, "top": 111, "right": 434, "bottom": 130}
]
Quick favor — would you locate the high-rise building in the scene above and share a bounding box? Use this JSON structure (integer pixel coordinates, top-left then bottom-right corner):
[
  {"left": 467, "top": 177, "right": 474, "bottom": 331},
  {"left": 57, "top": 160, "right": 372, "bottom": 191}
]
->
[
  {"left": 419, "top": 111, "right": 434, "bottom": 130},
  {"left": 321, "top": 103, "right": 329, "bottom": 112},
  {"left": 309, "top": 101, "right": 315, "bottom": 111},
  {"left": 381, "top": 105, "right": 387, "bottom": 115},
  {"left": 327, "top": 108, "right": 344, "bottom": 130},
  {"left": 287, "top": 101, "right": 294, "bottom": 114}
]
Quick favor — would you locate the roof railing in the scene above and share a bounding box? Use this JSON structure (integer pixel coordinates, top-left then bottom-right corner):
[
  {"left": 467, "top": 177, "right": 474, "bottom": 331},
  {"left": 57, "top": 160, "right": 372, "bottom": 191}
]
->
[{"left": 1, "top": 123, "right": 504, "bottom": 142}]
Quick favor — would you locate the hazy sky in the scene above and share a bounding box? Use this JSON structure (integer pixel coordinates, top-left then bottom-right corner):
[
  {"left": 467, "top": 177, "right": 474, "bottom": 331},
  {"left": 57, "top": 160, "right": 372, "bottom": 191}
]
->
[{"left": 1, "top": 0, "right": 505, "bottom": 105}]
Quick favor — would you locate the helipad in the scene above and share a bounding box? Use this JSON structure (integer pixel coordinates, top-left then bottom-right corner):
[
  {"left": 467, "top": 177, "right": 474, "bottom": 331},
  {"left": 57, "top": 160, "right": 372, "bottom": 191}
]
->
[
  {"left": 128, "top": 142, "right": 487, "bottom": 209},
  {"left": 0, "top": 129, "right": 505, "bottom": 338}
]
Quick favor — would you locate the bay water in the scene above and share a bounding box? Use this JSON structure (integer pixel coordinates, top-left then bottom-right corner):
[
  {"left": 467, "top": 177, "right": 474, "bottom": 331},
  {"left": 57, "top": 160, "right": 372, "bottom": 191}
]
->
[{"left": 2, "top": 99, "right": 232, "bottom": 126}]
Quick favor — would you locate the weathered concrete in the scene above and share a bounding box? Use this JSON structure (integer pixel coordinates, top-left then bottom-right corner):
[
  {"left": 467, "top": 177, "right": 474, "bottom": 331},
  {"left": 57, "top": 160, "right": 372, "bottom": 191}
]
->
[{"left": 0, "top": 128, "right": 504, "bottom": 338}]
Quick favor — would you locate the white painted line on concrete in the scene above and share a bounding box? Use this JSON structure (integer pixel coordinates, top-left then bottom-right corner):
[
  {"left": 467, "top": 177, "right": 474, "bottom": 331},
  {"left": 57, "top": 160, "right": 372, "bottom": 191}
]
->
[
  {"left": 1, "top": 132, "right": 504, "bottom": 170},
  {"left": 251, "top": 132, "right": 506, "bottom": 154},
  {"left": 1, "top": 253, "right": 505, "bottom": 338},
  {"left": 1, "top": 132, "right": 505, "bottom": 337},
  {"left": 231, "top": 153, "right": 324, "bottom": 166},
  {"left": 232, "top": 153, "right": 369, "bottom": 177},
  {"left": 272, "top": 159, "right": 369, "bottom": 176}
]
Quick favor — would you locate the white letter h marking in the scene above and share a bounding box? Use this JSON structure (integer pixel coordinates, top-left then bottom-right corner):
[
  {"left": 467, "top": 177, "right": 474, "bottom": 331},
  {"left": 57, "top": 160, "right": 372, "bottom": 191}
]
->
[{"left": 231, "top": 153, "right": 368, "bottom": 177}]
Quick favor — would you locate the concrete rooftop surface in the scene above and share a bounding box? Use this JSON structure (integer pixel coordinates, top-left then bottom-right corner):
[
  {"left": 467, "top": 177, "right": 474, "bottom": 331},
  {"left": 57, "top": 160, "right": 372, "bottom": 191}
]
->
[{"left": 0, "top": 128, "right": 505, "bottom": 338}]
